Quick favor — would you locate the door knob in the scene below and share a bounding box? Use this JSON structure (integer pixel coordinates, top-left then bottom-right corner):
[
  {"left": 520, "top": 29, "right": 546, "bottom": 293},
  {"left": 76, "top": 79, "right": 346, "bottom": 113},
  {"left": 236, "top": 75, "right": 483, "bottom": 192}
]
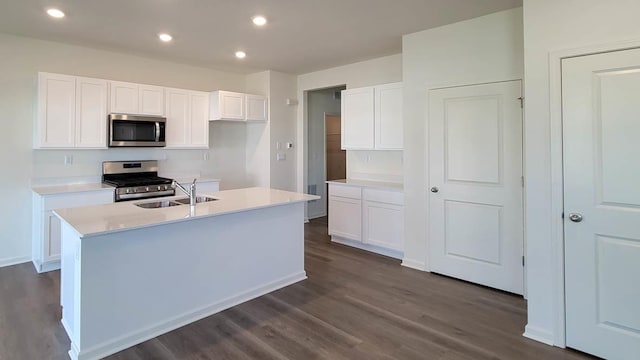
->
[
  {"left": 568, "top": 213, "right": 583, "bottom": 223},
  {"left": 430, "top": 186, "right": 439, "bottom": 193}
]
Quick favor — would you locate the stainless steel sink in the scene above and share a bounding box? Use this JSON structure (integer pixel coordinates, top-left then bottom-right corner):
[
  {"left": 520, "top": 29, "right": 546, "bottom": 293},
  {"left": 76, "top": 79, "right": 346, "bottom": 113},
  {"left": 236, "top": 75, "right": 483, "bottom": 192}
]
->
[
  {"left": 135, "top": 200, "right": 182, "bottom": 209},
  {"left": 173, "top": 196, "right": 218, "bottom": 205},
  {"left": 135, "top": 196, "right": 218, "bottom": 209}
]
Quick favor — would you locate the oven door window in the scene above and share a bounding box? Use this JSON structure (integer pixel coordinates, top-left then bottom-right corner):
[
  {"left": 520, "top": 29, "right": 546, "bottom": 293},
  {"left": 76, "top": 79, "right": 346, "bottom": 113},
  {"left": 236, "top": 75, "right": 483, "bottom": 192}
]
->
[{"left": 112, "top": 121, "right": 157, "bottom": 142}]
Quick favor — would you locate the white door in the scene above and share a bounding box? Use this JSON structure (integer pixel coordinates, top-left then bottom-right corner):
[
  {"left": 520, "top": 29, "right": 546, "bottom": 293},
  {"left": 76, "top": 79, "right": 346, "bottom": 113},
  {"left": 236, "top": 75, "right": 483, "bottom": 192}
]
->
[
  {"left": 429, "top": 80, "right": 523, "bottom": 294},
  {"left": 563, "top": 48, "right": 640, "bottom": 360},
  {"left": 341, "top": 87, "right": 374, "bottom": 149}
]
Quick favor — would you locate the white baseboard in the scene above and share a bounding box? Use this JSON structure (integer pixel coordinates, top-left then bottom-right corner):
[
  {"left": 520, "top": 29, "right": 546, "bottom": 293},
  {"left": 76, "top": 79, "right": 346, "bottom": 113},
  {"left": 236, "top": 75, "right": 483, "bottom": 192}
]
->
[
  {"left": 401, "top": 258, "right": 427, "bottom": 271},
  {"left": 523, "top": 324, "right": 555, "bottom": 346},
  {"left": 33, "top": 259, "right": 61, "bottom": 273},
  {"left": 0, "top": 255, "right": 30, "bottom": 268},
  {"left": 71, "top": 272, "right": 307, "bottom": 360},
  {"left": 331, "top": 237, "right": 403, "bottom": 260}
]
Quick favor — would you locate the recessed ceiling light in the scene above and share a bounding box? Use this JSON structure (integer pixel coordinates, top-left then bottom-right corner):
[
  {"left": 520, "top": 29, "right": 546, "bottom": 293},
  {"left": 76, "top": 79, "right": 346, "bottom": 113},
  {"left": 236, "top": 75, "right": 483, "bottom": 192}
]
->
[
  {"left": 158, "top": 33, "right": 173, "bottom": 42},
  {"left": 46, "top": 8, "right": 65, "bottom": 18},
  {"left": 252, "top": 16, "right": 267, "bottom": 26},
  {"left": 235, "top": 51, "right": 247, "bottom": 59}
]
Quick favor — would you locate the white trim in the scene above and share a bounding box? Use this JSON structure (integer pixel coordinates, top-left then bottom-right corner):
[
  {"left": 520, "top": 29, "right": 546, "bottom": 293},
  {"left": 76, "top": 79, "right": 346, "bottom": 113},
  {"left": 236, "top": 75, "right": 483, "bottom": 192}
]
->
[
  {"left": 331, "top": 236, "right": 403, "bottom": 260},
  {"left": 0, "top": 255, "right": 30, "bottom": 268},
  {"left": 33, "top": 259, "right": 61, "bottom": 273},
  {"left": 70, "top": 272, "right": 307, "bottom": 360},
  {"left": 523, "top": 325, "right": 555, "bottom": 346},
  {"left": 545, "top": 37, "right": 640, "bottom": 348},
  {"left": 401, "top": 258, "right": 428, "bottom": 271}
]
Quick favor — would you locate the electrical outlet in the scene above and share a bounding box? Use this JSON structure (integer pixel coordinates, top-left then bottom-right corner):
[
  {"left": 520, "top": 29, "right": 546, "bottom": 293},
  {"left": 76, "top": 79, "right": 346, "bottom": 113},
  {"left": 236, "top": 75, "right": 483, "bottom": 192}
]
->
[
  {"left": 203, "top": 151, "right": 210, "bottom": 161},
  {"left": 64, "top": 155, "right": 73, "bottom": 165}
]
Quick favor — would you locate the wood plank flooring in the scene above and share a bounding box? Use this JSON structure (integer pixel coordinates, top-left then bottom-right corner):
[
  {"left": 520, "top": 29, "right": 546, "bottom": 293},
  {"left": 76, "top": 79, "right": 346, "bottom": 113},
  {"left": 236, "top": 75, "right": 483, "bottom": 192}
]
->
[{"left": 0, "top": 218, "right": 595, "bottom": 360}]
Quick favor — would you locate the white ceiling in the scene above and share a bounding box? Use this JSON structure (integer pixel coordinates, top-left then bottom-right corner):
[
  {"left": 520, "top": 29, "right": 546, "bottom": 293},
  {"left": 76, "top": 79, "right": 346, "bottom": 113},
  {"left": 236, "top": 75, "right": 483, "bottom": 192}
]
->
[{"left": 0, "top": 0, "right": 522, "bottom": 74}]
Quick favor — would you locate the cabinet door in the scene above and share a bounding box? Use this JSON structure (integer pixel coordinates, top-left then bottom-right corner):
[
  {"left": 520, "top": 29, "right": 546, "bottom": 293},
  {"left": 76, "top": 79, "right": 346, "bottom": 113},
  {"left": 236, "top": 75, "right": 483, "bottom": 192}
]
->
[
  {"left": 341, "top": 87, "right": 375, "bottom": 149},
  {"left": 328, "top": 196, "right": 362, "bottom": 241},
  {"left": 139, "top": 85, "right": 165, "bottom": 116},
  {"left": 189, "top": 91, "right": 209, "bottom": 148},
  {"left": 37, "top": 73, "right": 76, "bottom": 148},
  {"left": 165, "top": 88, "right": 190, "bottom": 147},
  {"left": 363, "top": 201, "right": 404, "bottom": 251},
  {"left": 110, "top": 81, "right": 139, "bottom": 114},
  {"left": 45, "top": 211, "right": 62, "bottom": 259},
  {"left": 219, "top": 91, "right": 245, "bottom": 120},
  {"left": 375, "top": 83, "right": 403, "bottom": 149},
  {"left": 246, "top": 94, "right": 268, "bottom": 121},
  {"left": 75, "top": 77, "right": 108, "bottom": 148}
]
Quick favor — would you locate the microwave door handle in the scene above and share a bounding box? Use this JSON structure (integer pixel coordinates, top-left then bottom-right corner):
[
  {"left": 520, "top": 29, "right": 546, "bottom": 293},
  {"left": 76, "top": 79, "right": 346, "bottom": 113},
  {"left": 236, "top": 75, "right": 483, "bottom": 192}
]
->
[{"left": 155, "top": 122, "right": 160, "bottom": 142}]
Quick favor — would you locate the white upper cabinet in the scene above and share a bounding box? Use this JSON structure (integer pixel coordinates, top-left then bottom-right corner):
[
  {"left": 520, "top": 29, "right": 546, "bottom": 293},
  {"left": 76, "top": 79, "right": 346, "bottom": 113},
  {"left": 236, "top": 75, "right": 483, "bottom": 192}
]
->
[
  {"left": 139, "top": 85, "right": 165, "bottom": 116},
  {"left": 110, "top": 81, "right": 164, "bottom": 116},
  {"left": 245, "top": 94, "right": 268, "bottom": 121},
  {"left": 341, "top": 82, "right": 403, "bottom": 150},
  {"left": 75, "top": 77, "right": 108, "bottom": 148},
  {"left": 36, "top": 73, "right": 107, "bottom": 149},
  {"left": 209, "top": 90, "right": 268, "bottom": 121},
  {"left": 37, "top": 73, "right": 76, "bottom": 148},
  {"left": 374, "top": 82, "right": 403, "bottom": 149},
  {"left": 165, "top": 88, "right": 209, "bottom": 149},
  {"left": 189, "top": 92, "right": 209, "bottom": 148},
  {"left": 341, "top": 87, "right": 375, "bottom": 149}
]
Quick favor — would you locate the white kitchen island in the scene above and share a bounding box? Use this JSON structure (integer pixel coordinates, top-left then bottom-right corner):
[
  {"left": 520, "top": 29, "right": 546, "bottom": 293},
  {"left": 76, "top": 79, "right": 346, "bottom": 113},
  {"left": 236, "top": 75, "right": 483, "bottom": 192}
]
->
[{"left": 54, "top": 187, "right": 318, "bottom": 360}]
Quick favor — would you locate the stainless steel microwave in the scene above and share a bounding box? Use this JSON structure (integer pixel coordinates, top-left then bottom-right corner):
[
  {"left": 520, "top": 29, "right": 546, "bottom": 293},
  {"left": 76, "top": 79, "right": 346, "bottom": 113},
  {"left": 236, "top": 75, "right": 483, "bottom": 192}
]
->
[{"left": 108, "top": 114, "right": 166, "bottom": 147}]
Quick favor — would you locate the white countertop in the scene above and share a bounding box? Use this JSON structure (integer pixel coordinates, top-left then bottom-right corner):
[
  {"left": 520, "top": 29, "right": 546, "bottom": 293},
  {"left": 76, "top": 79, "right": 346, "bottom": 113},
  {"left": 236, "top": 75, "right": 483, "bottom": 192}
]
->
[
  {"left": 54, "top": 187, "right": 319, "bottom": 238},
  {"left": 32, "top": 183, "right": 115, "bottom": 195},
  {"left": 326, "top": 179, "right": 403, "bottom": 191}
]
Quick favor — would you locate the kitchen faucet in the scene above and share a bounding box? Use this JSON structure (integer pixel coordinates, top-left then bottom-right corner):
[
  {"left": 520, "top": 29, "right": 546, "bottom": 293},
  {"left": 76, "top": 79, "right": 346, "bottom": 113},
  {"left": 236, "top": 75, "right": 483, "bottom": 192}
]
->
[{"left": 172, "top": 178, "right": 197, "bottom": 206}]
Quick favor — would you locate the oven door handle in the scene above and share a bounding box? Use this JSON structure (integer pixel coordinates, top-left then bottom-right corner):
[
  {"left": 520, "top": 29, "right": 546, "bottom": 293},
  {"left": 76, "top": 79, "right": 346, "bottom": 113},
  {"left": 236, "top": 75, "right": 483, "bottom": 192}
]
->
[{"left": 155, "top": 122, "right": 160, "bottom": 142}]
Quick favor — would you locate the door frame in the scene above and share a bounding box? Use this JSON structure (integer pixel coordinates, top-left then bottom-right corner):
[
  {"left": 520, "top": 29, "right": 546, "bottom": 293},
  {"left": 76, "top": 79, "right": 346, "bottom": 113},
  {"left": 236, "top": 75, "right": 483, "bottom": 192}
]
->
[{"left": 548, "top": 38, "right": 640, "bottom": 348}]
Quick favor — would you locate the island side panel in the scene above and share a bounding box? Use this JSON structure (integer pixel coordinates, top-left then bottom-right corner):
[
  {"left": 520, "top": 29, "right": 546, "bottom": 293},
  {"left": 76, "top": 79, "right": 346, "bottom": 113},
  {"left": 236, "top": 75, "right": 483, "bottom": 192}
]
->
[
  {"left": 60, "top": 220, "right": 81, "bottom": 347},
  {"left": 74, "top": 202, "right": 305, "bottom": 360}
]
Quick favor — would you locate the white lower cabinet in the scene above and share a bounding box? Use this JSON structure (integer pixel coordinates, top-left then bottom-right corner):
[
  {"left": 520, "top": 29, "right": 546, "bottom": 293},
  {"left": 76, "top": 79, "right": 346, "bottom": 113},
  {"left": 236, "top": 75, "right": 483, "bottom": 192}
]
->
[
  {"left": 32, "top": 189, "right": 114, "bottom": 273},
  {"left": 328, "top": 196, "right": 362, "bottom": 241},
  {"left": 363, "top": 188, "right": 404, "bottom": 251},
  {"left": 328, "top": 183, "right": 404, "bottom": 258}
]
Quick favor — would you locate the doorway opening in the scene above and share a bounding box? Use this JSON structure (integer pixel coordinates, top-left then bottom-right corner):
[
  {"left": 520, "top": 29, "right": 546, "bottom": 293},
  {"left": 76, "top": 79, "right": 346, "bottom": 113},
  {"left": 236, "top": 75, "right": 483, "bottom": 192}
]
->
[{"left": 306, "top": 86, "right": 346, "bottom": 219}]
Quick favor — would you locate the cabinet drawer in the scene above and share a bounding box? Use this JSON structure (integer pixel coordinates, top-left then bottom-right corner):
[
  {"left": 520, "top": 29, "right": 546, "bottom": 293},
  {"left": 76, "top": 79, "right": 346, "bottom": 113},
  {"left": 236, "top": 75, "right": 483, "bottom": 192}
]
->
[
  {"left": 43, "top": 190, "right": 113, "bottom": 211},
  {"left": 363, "top": 188, "right": 403, "bottom": 205},
  {"left": 328, "top": 184, "right": 362, "bottom": 199}
]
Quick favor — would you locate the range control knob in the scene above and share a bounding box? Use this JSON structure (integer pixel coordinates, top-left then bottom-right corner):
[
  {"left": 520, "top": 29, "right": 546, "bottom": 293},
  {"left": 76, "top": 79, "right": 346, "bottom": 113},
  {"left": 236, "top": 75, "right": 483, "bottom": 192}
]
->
[
  {"left": 125, "top": 188, "right": 131, "bottom": 194},
  {"left": 145, "top": 187, "right": 150, "bottom": 192},
  {"left": 157, "top": 186, "right": 161, "bottom": 191}
]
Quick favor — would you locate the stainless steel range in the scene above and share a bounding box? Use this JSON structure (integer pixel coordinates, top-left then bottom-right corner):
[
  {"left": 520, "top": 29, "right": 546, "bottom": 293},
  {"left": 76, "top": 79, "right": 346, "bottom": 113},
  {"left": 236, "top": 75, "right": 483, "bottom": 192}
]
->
[{"left": 102, "top": 160, "right": 175, "bottom": 202}]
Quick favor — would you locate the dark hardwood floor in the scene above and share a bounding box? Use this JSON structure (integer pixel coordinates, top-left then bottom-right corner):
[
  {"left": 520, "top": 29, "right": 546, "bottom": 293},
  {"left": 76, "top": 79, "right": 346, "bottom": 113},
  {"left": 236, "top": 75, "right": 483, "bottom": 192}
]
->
[{"left": 0, "top": 218, "right": 594, "bottom": 360}]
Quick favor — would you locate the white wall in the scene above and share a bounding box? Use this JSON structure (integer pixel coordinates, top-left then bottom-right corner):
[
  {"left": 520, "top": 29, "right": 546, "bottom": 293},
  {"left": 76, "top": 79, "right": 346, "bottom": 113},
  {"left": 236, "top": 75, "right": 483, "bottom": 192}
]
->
[
  {"left": 268, "top": 71, "right": 298, "bottom": 192},
  {"left": 523, "top": 0, "right": 640, "bottom": 346},
  {"left": 245, "top": 71, "right": 271, "bottom": 188},
  {"left": 401, "top": 8, "right": 524, "bottom": 272},
  {"left": 0, "top": 33, "right": 247, "bottom": 266},
  {"left": 296, "top": 54, "right": 403, "bottom": 203}
]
